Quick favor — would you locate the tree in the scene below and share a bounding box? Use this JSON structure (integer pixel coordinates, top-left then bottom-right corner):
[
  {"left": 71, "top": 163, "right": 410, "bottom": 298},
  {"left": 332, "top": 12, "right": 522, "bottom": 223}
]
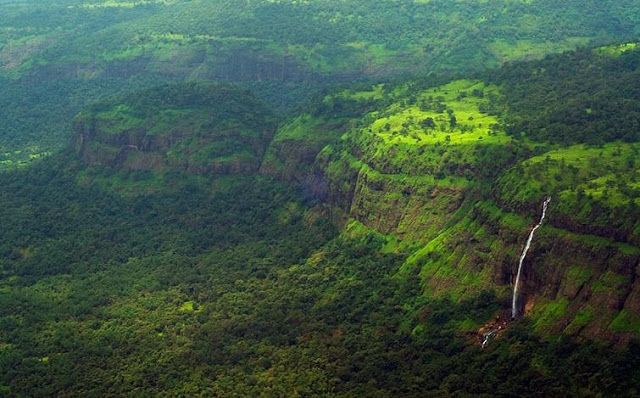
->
[
  {"left": 421, "top": 117, "right": 436, "bottom": 129},
  {"left": 449, "top": 114, "right": 457, "bottom": 128}
]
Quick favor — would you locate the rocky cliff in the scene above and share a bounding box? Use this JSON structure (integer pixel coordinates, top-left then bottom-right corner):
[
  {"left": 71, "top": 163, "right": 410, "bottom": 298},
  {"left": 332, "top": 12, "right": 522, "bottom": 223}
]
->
[
  {"left": 260, "top": 78, "right": 640, "bottom": 341},
  {"left": 74, "top": 82, "right": 276, "bottom": 175}
]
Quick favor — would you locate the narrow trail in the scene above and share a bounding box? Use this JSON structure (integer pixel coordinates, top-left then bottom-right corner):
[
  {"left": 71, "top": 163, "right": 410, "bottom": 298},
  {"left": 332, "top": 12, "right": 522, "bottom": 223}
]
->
[{"left": 512, "top": 197, "right": 551, "bottom": 319}]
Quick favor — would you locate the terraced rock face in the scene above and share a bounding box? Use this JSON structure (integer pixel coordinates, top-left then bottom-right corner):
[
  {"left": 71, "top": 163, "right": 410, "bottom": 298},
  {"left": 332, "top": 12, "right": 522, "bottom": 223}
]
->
[
  {"left": 74, "top": 82, "right": 276, "bottom": 175},
  {"left": 262, "top": 74, "right": 640, "bottom": 342},
  {"left": 496, "top": 144, "right": 640, "bottom": 246}
]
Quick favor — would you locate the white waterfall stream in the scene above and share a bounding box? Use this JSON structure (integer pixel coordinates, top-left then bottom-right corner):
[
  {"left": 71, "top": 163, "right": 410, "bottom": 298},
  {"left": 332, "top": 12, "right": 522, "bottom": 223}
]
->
[
  {"left": 481, "top": 330, "right": 496, "bottom": 349},
  {"left": 511, "top": 197, "right": 551, "bottom": 319}
]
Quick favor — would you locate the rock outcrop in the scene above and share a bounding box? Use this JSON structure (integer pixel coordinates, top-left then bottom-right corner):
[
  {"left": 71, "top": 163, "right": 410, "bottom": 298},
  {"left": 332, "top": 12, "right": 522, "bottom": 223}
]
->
[
  {"left": 259, "top": 79, "right": 640, "bottom": 342},
  {"left": 74, "top": 82, "right": 276, "bottom": 175}
]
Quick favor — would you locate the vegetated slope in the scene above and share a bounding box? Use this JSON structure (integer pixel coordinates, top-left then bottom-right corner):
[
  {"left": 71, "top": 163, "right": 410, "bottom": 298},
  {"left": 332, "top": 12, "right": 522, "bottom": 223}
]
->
[
  {"left": 494, "top": 43, "right": 640, "bottom": 144},
  {"left": 493, "top": 44, "right": 640, "bottom": 246},
  {"left": 1, "top": 0, "right": 639, "bottom": 161},
  {"left": 2, "top": 43, "right": 640, "bottom": 396},
  {"left": 74, "top": 82, "right": 275, "bottom": 175},
  {"left": 0, "top": 157, "right": 337, "bottom": 395},
  {"left": 2, "top": 158, "right": 638, "bottom": 396},
  {"left": 262, "top": 42, "right": 640, "bottom": 341}
]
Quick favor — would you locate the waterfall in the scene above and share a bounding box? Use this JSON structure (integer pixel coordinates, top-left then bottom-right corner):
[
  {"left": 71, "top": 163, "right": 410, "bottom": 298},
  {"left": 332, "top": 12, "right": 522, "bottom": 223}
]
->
[
  {"left": 482, "top": 330, "right": 496, "bottom": 349},
  {"left": 511, "top": 197, "right": 551, "bottom": 319}
]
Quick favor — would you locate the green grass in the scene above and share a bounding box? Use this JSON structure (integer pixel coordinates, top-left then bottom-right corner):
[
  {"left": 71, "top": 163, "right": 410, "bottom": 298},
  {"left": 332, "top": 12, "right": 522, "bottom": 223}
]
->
[
  {"left": 489, "top": 37, "right": 591, "bottom": 63},
  {"left": 565, "top": 306, "right": 595, "bottom": 335},
  {"left": 610, "top": 309, "right": 640, "bottom": 333},
  {"left": 497, "top": 143, "right": 640, "bottom": 245},
  {"left": 596, "top": 42, "right": 639, "bottom": 57},
  {"left": 565, "top": 266, "right": 593, "bottom": 290},
  {"left": 592, "top": 271, "right": 628, "bottom": 294},
  {"left": 499, "top": 143, "right": 640, "bottom": 207},
  {"left": 532, "top": 298, "right": 569, "bottom": 333},
  {"left": 370, "top": 80, "right": 507, "bottom": 146},
  {"left": 333, "top": 79, "right": 514, "bottom": 179}
]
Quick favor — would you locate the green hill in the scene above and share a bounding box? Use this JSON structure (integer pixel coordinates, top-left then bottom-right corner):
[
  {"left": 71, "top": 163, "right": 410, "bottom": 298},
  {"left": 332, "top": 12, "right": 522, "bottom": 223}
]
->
[
  {"left": 1, "top": 0, "right": 639, "bottom": 161},
  {"left": 262, "top": 43, "right": 640, "bottom": 343},
  {"left": 1, "top": 7, "right": 640, "bottom": 394},
  {"left": 74, "top": 82, "right": 275, "bottom": 175}
]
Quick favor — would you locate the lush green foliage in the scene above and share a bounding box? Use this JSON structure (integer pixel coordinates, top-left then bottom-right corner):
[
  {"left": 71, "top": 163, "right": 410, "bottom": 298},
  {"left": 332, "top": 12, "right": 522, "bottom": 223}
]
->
[
  {"left": 497, "top": 143, "right": 640, "bottom": 244},
  {"left": 2, "top": 1, "right": 640, "bottom": 395},
  {"left": 0, "top": 159, "right": 638, "bottom": 395},
  {"left": 1, "top": 0, "right": 639, "bottom": 157},
  {"left": 75, "top": 82, "right": 275, "bottom": 174},
  {"left": 493, "top": 43, "right": 640, "bottom": 144},
  {"left": 279, "top": 54, "right": 640, "bottom": 347}
]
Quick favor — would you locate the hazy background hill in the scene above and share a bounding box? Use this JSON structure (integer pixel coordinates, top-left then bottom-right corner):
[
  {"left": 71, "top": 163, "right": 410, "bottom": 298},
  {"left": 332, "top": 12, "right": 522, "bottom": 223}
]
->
[{"left": 1, "top": 0, "right": 639, "bottom": 163}]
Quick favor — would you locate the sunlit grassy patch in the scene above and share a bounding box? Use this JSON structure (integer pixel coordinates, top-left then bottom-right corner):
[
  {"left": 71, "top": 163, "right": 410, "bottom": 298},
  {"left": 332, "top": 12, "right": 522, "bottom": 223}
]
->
[
  {"left": 596, "top": 42, "right": 639, "bottom": 57},
  {"left": 369, "top": 80, "right": 506, "bottom": 146},
  {"left": 532, "top": 297, "right": 569, "bottom": 333},
  {"left": 498, "top": 143, "right": 640, "bottom": 212},
  {"left": 0, "top": 146, "right": 50, "bottom": 170},
  {"left": 338, "top": 79, "right": 513, "bottom": 178},
  {"left": 179, "top": 301, "right": 199, "bottom": 313}
]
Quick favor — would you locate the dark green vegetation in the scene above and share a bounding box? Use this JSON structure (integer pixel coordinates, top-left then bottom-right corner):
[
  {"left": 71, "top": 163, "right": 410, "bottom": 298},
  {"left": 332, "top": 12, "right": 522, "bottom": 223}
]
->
[
  {"left": 2, "top": 1, "right": 640, "bottom": 396},
  {"left": 1, "top": 0, "right": 640, "bottom": 161},
  {"left": 1, "top": 42, "right": 640, "bottom": 395},
  {"left": 1, "top": 173, "right": 639, "bottom": 395},
  {"left": 74, "top": 82, "right": 275, "bottom": 175},
  {"left": 0, "top": 159, "right": 335, "bottom": 395},
  {"left": 493, "top": 45, "right": 640, "bottom": 144}
]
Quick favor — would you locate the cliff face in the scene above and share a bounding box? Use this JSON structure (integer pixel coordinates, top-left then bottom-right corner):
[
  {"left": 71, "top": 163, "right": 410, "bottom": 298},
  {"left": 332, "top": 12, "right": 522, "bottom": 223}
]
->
[
  {"left": 495, "top": 144, "right": 640, "bottom": 247},
  {"left": 260, "top": 79, "right": 640, "bottom": 341},
  {"left": 74, "top": 82, "right": 276, "bottom": 175},
  {"left": 71, "top": 71, "right": 640, "bottom": 341},
  {"left": 259, "top": 114, "right": 352, "bottom": 188},
  {"left": 471, "top": 202, "right": 640, "bottom": 341}
]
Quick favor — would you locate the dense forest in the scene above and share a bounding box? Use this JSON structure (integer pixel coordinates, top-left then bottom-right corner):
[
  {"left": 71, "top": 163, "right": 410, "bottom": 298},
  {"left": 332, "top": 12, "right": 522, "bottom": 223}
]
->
[
  {"left": 1, "top": 0, "right": 639, "bottom": 158},
  {"left": 1, "top": 158, "right": 639, "bottom": 396},
  {"left": 493, "top": 44, "right": 640, "bottom": 144},
  {"left": 1, "top": 1, "right": 640, "bottom": 396}
]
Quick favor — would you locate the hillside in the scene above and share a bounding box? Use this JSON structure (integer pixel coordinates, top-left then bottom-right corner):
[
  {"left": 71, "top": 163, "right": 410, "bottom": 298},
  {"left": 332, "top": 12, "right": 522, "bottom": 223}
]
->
[
  {"left": 1, "top": 0, "right": 639, "bottom": 164},
  {"left": 263, "top": 43, "right": 640, "bottom": 341},
  {"left": 0, "top": 42, "right": 640, "bottom": 396},
  {"left": 74, "top": 82, "right": 275, "bottom": 176}
]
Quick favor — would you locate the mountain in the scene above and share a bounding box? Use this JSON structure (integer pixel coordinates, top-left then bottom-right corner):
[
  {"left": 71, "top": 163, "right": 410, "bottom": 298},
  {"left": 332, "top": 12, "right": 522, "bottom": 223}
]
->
[
  {"left": 1, "top": 0, "right": 639, "bottom": 162},
  {"left": 265, "top": 43, "right": 640, "bottom": 339},
  {"left": 1, "top": 41, "right": 640, "bottom": 396},
  {"left": 74, "top": 82, "right": 275, "bottom": 174}
]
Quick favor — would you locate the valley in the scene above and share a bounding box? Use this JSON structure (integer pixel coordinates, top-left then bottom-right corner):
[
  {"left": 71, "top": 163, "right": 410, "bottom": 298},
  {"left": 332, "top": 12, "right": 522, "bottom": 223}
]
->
[{"left": 0, "top": 2, "right": 639, "bottom": 396}]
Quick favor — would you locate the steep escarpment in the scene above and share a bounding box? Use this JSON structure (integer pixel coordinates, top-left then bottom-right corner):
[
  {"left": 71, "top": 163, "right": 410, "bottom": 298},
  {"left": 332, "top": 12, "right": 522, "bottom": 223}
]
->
[
  {"left": 496, "top": 144, "right": 640, "bottom": 246},
  {"left": 74, "top": 82, "right": 276, "bottom": 175},
  {"left": 298, "top": 79, "right": 519, "bottom": 241},
  {"left": 471, "top": 201, "right": 640, "bottom": 340},
  {"left": 261, "top": 47, "right": 640, "bottom": 342},
  {"left": 66, "top": 44, "right": 640, "bottom": 342}
]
